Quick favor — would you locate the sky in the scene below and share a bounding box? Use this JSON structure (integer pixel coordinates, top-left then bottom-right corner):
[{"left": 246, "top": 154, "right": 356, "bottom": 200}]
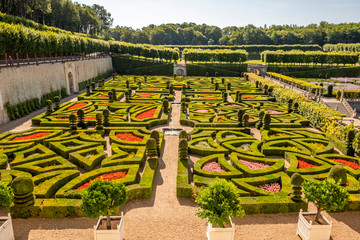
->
[{"left": 74, "top": 0, "right": 360, "bottom": 29}]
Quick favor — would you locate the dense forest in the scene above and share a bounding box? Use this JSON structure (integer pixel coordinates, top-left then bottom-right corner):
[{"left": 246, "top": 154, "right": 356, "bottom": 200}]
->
[{"left": 1, "top": 0, "right": 360, "bottom": 46}]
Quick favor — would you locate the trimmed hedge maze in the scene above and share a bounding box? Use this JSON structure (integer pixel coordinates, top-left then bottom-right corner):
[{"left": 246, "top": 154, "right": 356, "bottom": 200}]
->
[
  {"left": 0, "top": 75, "right": 181, "bottom": 218},
  {"left": 177, "top": 75, "right": 360, "bottom": 214}
]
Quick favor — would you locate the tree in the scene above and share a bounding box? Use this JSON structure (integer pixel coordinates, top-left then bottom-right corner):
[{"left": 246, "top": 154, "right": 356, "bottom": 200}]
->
[
  {"left": 303, "top": 178, "right": 349, "bottom": 223},
  {"left": 0, "top": 183, "right": 13, "bottom": 210},
  {"left": 81, "top": 181, "right": 126, "bottom": 230},
  {"left": 195, "top": 178, "right": 245, "bottom": 228},
  {"left": 92, "top": 4, "right": 113, "bottom": 33}
]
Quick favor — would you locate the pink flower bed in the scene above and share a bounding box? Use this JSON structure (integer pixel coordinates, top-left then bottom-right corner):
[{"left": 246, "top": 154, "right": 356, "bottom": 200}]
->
[
  {"left": 258, "top": 182, "right": 281, "bottom": 193},
  {"left": 196, "top": 109, "right": 209, "bottom": 113},
  {"left": 202, "top": 161, "right": 226, "bottom": 173},
  {"left": 239, "top": 159, "right": 270, "bottom": 170},
  {"left": 268, "top": 110, "right": 282, "bottom": 114}
]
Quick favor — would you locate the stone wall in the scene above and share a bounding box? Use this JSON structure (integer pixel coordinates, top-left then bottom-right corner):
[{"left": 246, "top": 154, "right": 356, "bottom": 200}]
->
[{"left": 0, "top": 57, "right": 113, "bottom": 124}]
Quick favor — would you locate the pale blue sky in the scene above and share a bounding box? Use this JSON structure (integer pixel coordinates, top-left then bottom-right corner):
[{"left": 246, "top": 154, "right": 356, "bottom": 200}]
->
[{"left": 74, "top": 0, "right": 360, "bottom": 29}]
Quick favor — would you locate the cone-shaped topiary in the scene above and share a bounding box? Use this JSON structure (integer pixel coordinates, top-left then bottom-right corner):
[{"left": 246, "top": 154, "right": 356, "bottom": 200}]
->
[
  {"left": 178, "top": 139, "right": 188, "bottom": 161},
  {"left": 227, "top": 82, "right": 231, "bottom": 91},
  {"left": 163, "top": 99, "right": 169, "bottom": 113},
  {"left": 108, "top": 92, "right": 113, "bottom": 103},
  {"left": 255, "top": 81, "right": 259, "bottom": 88},
  {"left": 91, "top": 82, "right": 96, "bottom": 92},
  {"left": 263, "top": 84, "right": 269, "bottom": 95},
  {"left": 221, "top": 78, "right": 225, "bottom": 84},
  {"left": 69, "top": 113, "right": 77, "bottom": 130},
  {"left": 0, "top": 183, "right": 13, "bottom": 210},
  {"left": 126, "top": 80, "right": 130, "bottom": 89},
  {"left": 112, "top": 89, "right": 117, "bottom": 101},
  {"left": 346, "top": 129, "right": 356, "bottom": 156},
  {"left": 290, "top": 173, "right": 304, "bottom": 201},
  {"left": 262, "top": 113, "right": 271, "bottom": 130},
  {"left": 256, "top": 110, "right": 265, "bottom": 129},
  {"left": 195, "top": 178, "right": 245, "bottom": 228},
  {"left": 146, "top": 138, "right": 158, "bottom": 159},
  {"left": 86, "top": 85, "right": 91, "bottom": 96},
  {"left": 328, "top": 165, "right": 347, "bottom": 187},
  {"left": 336, "top": 90, "right": 341, "bottom": 100},
  {"left": 243, "top": 114, "right": 249, "bottom": 128},
  {"left": 150, "top": 130, "right": 161, "bottom": 157},
  {"left": 187, "top": 81, "right": 191, "bottom": 89},
  {"left": 144, "top": 75, "right": 147, "bottom": 82},
  {"left": 211, "top": 77, "right": 214, "bottom": 84},
  {"left": 214, "top": 82, "right": 219, "bottom": 91},
  {"left": 95, "top": 113, "right": 103, "bottom": 130},
  {"left": 222, "top": 92, "right": 228, "bottom": 102},
  {"left": 288, "top": 99, "right": 293, "bottom": 113},
  {"left": 103, "top": 109, "right": 110, "bottom": 127},
  {"left": 81, "top": 181, "right": 126, "bottom": 230},
  {"left": 293, "top": 102, "right": 299, "bottom": 113},
  {"left": 169, "top": 84, "right": 174, "bottom": 95},
  {"left": 77, "top": 109, "right": 87, "bottom": 129},
  {"left": 181, "top": 102, "right": 187, "bottom": 113},
  {"left": 54, "top": 96, "right": 60, "bottom": 110},
  {"left": 46, "top": 100, "right": 53, "bottom": 115},
  {"left": 237, "top": 109, "right": 245, "bottom": 126},
  {"left": 182, "top": 84, "right": 186, "bottom": 94}
]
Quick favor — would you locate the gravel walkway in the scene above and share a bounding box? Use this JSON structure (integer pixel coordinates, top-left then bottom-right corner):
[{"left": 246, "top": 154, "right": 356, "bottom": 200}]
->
[{"left": 1, "top": 91, "right": 359, "bottom": 240}]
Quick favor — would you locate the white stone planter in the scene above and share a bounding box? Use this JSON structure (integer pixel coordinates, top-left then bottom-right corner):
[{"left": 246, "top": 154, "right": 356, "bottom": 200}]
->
[
  {"left": 206, "top": 217, "right": 235, "bottom": 240},
  {"left": 94, "top": 212, "right": 124, "bottom": 240},
  {"left": 296, "top": 209, "right": 332, "bottom": 240},
  {"left": 0, "top": 213, "right": 15, "bottom": 240}
]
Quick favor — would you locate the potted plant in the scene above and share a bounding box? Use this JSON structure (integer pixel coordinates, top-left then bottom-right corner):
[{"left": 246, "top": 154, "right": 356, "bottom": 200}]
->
[
  {"left": 81, "top": 180, "right": 127, "bottom": 240},
  {"left": 195, "top": 178, "right": 245, "bottom": 240},
  {"left": 297, "top": 178, "right": 349, "bottom": 240},
  {"left": 0, "top": 183, "right": 14, "bottom": 240}
]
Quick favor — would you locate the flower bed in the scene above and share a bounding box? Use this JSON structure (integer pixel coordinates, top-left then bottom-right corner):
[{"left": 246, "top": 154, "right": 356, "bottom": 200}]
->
[
  {"left": 202, "top": 161, "right": 226, "bottom": 173},
  {"left": 239, "top": 159, "right": 270, "bottom": 170},
  {"left": 12, "top": 132, "right": 51, "bottom": 141},
  {"left": 116, "top": 133, "right": 143, "bottom": 142},
  {"left": 68, "top": 102, "right": 87, "bottom": 110},
  {"left": 332, "top": 159, "right": 360, "bottom": 170},
  {"left": 298, "top": 160, "right": 317, "bottom": 169},
  {"left": 268, "top": 110, "right": 282, "bottom": 114},
  {"left": 77, "top": 171, "right": 127, "bottom": 190},
  {"left": 196, "top": 109, "right": 209, "bottom": 113},
  {"left": 258, "top": 182, "right": 281, "bottom": 193},
  {"left": 136, "top": 108, "right": 157, "bottom": 119}
]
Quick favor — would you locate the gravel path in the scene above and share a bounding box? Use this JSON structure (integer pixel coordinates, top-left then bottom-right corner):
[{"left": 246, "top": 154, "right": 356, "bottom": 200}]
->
[{"left": 1, "top": 91, "right": 360, "bottom": 240}]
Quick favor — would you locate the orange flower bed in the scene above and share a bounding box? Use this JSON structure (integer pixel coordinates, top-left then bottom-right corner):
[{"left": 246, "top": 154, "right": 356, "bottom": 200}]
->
[
  {"left": 85, "top": 117, "right": 97, "bottom": 120},
  {"left": 68, "top": 102, "right": 87, "bottom": 110},
  {"left": 12, "top": 132, "right": 51, "bottom": 141},
  {"left": 138, "top": 96, "right": 151, "bottom": 99},
  {"left": 136, "top": 108, "right": 156, "bottom": 119},
  {"left": 77, "top": 171, "right": 127, "bottom": 190},
  {"left": 139, "top": 93, "right": 154, "bottom": 96},
  {"left": 116, "top": 133, "right": 143, "bottom": 142}
]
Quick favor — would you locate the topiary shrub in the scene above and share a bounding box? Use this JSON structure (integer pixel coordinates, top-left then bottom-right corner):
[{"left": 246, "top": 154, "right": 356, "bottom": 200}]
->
[
  {"left": 221, "top": 78, "right": 225, "bottom": 84},
  {"left": 187, "top": 81, "right": 191, "bottom": 89},
  {"left": 182, "top": 84, "right": 186, "bottom": 94},
  {"left": 214, "top": 82, "right": 219, "bottom": 91},
  {"left": 169, "top": 84, "right": 174, "bottom": 95},
  {"left": 0, "top": 183, "right": 13, "bottom": 210},
  {"left": 46, "top": 100, "right": 53, "bottom": 115},
  {"left": 179, "top": 130, "right": 189, "bottom": 140},
  {"left": 146, "top": 138, "right": 158, "bottom": 159},
  {"left": 243, "top": 114, "right": 249, "bottom": 128},
  {"left": 222, "top": 92, "right": 228, "bottom": 102},
  {"left": 328, "top": 165, "right": 347, "bottom": 187},
  {"left": 327, "top": 85, "right": 334, "bottom": 97},
  {"left": 150, "top": 130, "right": 161, "bottom": 157},
  {"left": 11, "top": 176, "right": 35, "bottom": 207},
  {"left": 163, "top": 99, "right": 169, "bottom": 113},
  {"left": 126, "top": 80, "right": 130, "bottom": 89},
  {"left": 255, "top": 80, "right": 259, "bottom": 88},
  {"left": 95, "top": 113, "right": 103, "bottom": 130},
  {"left": 69, "top": 113, "right": 77, "bottom": 130},
  {"left": 91, "top": 82, "right": 96, "bottom": 92},
  {"left": 86, "top": 85, "right": 91, "bottom": 96},
  {"left": 108, "top": 91, "right": 114, "bottom": 103},
  {"left": 195, "top": 178, "right": 245, "bottom": 228},
  {"left": 181, "top": 102, "right": 187, "bottom": 113},
  {"left": 77, "top": 109, "right": 87, "bottom": 129},
  {"left": 293, "top": 102, "right": 299, "bottom": 113},
  {"left": 303, "top": 178, "right": 349, "bottom": 223},
  {"left": 262, "top": 113, "right": 271, "bottom": 130},
  {"left": 346, "top": 129, "right": 355, "bottom": 156},
  {"left": 227, "top": 82, "right": 231, "bottom": 91},
  {"left": 125, "top": 90, "right": 131, "bottom": 103},
  {"left": 81, "top": 181, "right": 126, "bottom": 230},
  {"left": 256, "top": 110, "right": 265, "bottom": 129},
  {"left": 54, "top": 96, "right": 61, "bottom": 110},
  {"left": 179, "top": 139, "right": 188, "bottom": 161},
  {"left": 336, "top": 90, "right": 341, "bottom": 100},
  {"left": 290, "top": 173, "right": 304, "bottom": 201},
  {"left": 288, "top": 99, "right": 293, "bottom": 113},
  {"left": 211, "top": 77, "right": 214, "bottom": 84},
  {"left": 112, "top": 89, "right": 117, "bottom": 101},
  {"left": 103, "top": 109, "right": 110, "bottom": 127},
  {"left": 263, "top": 84, "right": 269, "bottom": 95},
  {"left": 237, "top": 109, "right": 245, "bottom": 127}
]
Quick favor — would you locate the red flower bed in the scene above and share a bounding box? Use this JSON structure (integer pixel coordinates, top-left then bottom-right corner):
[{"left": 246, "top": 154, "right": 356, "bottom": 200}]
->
[
  {"left": 68, "top": 102, "right": 87, "bottom": 110},
  {"left": 56, "top": 118, "right": 68, "bottom": 120},
  {"left": 116, "top": 133, "right": 143, "bottom": 142},
  {"left": 12, "top": 132, "right": 51, "bottom": 141},
  {"left": 298, "top": 160, "right": 317, "bottom": 169},
  {"left": 218, "top": 118, "right": 224, "bottom": 121},
  {"left": 203, "top": 97, "right": 216, "bottom": 99},
  {"left": 331, "top": 159, "right": 360, "bottom": 170},
  {"left": 138, "top": 96, "right": 151, "bottom": 99},
  {"left": 85, "top": 117, "right": 97, "bottom": 120},
  {"left": 139, "top": 93, "right": 154, "bottom": 96},
  {"left": 136, "top": 108, "right": 156, "bottom": 119},
  {"left": 77, "top": 171, "right": 127, "bottom": 190},
  {"left": 202, "top": 162, "right": 226, "bottom": 173},
  {"left": 98, "top": 96, "right": 108, "bottom": 98}
]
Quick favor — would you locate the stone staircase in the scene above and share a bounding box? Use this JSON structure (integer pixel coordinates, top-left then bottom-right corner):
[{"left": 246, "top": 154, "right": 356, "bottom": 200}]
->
[{"left": 324, "top": 102, "right": 352, "bottom": 117}]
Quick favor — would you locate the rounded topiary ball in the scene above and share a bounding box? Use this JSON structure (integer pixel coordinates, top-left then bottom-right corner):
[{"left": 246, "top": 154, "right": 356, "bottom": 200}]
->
[
  {"left": 328, "top": 165, "right": 347, "bottom": 186},
  {"left": 290, "top": 173, "right": 304, "bottom": 186},
  {"left": 11, "top": 176, "right": 34, "bottom": 196}
]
